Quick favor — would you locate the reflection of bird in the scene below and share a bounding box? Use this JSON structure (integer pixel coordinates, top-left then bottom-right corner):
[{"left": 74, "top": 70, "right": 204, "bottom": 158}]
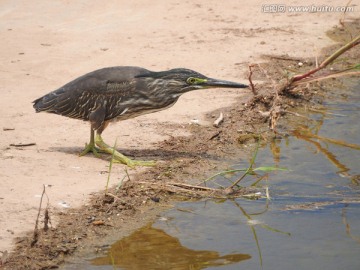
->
[
  {"left": 33, "top": 66, "right": 248, "bottom": 166},
  {"left": 92, "top": 224, "right": 251, "bottom": 269}
]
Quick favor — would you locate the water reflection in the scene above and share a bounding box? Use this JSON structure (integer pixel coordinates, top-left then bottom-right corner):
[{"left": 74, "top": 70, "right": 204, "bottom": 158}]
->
[
  {"left": 267, "top": 81, "right": 360, "bottom": 186},
  {"left": 342, "top": 204, "right": 360, "bottom": 244},
  {"left": 291, "top": 125, "right": 360, "bottom": 185},
  {"left": 91, "top": 224, "right": 251, "bottom": 269}
]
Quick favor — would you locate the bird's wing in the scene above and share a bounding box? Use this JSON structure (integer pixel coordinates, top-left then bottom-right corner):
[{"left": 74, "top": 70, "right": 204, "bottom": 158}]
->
[
  {"left": 105, "top": 80, "right": 136, "bottom": 96},
  {"left": 100, "top": 80, "right": 139, "bottom": 120},
  {"left": 33, "top": 66, "right": 150, "bottom": 121}
]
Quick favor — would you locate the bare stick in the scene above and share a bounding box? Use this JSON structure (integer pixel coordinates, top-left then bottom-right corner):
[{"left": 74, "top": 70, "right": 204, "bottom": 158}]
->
[
  {"left": 105, "top": 192, "right": 126, "bottom": 203},
  {"left": 262, "top": 54, "right": 302, "bottom": 62},
  {"left": 167, "top": 182, "right": 218, "bottom": 191},
  {"left": 31, "top": 185, "right": 46, "bottom": 247},
  {"left": 3, "top": 127, "right": 15, "bottom": 131},
  {"left": 248, "top": 64, "right": 257, "bottom": 95},
  {"left": 10, "top": 143, "right": 36, "bottom": 147},
  {"left": 290, "top": 69, "right": 360, "bottom": 87},
  {"left": 291, "top": 34, "right": 360, "bottom": 83},
  {"left": 209, "top": 130, "right": 222, "bottom": 140}
]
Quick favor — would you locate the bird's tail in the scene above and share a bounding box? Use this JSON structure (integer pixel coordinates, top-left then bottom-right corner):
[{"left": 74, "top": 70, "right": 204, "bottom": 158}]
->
[
  {"left": 33, "top": 96, "right": 50, "bottom": 112},
  {"left": 33, "top": 90, "right": 62, "bottom": 113}
]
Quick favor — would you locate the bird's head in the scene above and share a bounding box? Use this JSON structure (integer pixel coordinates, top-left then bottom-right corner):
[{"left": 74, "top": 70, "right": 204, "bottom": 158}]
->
[{"left": 136, "top": 68, "right": 248, "bottom": 96}]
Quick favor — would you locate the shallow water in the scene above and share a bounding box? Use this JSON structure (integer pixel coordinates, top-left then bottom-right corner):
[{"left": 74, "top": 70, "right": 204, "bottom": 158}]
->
[{"left": 71, "top": 80, "right": 360, "bottom": 269}]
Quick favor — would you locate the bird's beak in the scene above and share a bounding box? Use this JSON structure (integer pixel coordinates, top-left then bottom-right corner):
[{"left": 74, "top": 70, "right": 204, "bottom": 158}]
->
[{"left": 204, "top": 78, "right": 248, "bottom": 89}]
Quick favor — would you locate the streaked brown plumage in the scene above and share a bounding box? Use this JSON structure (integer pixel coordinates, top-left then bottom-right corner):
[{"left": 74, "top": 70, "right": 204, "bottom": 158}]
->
[{"left": 33, "top": 66, "right": 248, "bottom": 166}]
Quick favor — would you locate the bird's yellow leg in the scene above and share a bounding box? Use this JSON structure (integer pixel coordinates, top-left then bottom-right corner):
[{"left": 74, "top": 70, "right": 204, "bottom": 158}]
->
[
  {"left": 80, "top": 129, "right": 101, "bottom": 157},
  {"left": 94, "top": 134, "right": 156, "bottom": 167}
]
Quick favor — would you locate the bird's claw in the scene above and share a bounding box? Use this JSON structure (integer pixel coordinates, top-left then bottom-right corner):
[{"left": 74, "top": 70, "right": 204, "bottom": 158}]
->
[{"left": 80, "top": 143, "right": 101, "bottom": 157}]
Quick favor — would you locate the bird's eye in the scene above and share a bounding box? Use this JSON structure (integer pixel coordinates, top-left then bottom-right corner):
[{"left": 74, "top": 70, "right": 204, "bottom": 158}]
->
[{"left": 186, "top": 77, "right": 197, "bottom": 84}]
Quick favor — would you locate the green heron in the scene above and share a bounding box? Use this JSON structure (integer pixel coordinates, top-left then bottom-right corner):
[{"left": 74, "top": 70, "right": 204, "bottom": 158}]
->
[{"left": 33, "top": 66, "right": 248, "bottom": 167}]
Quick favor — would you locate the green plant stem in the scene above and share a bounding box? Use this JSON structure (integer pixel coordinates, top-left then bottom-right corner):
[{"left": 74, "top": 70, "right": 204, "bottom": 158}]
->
[
  {"left": 201, "top": 169, "right": 248, "bottom": 185},
  {"left": 105, "top": 138, "right": 117, "bottom": 194},
  {"left": 229, "top": 139, "right": 260, "bottom": 188}
]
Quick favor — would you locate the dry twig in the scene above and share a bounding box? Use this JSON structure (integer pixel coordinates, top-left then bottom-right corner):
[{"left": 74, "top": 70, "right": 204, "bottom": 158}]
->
[
  {"left": 31, "top": 185, "right": 49, "bottom": 247},
  {"left": 248, "top": 64, "right": 257, "bottom": 95},
  {"left": 10, "top": 143, "right": 36, "bottom": 147},
  {"left": 287, "top": 34, "right": 360, "bottom": 89}
]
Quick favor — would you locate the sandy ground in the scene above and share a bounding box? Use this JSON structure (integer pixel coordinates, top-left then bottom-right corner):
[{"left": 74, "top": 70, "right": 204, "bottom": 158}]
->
[{"left": 0, "top": 0, "right": 357, "bottom": 253}]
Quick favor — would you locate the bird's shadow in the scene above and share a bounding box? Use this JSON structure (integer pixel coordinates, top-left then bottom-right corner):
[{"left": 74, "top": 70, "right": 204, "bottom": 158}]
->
[{"left": 49, "top": 146, "right": 217, "bottom": 162}]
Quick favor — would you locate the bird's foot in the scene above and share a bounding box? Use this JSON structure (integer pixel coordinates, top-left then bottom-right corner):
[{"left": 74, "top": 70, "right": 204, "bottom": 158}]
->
[
  {"left": 112, "top": 155, "right": 156, "bottom": 168},
  {"left": 80, "top": 142, "right": 101, "bottom": 157},
  {"left": 95, "top": 135, "right": 156, "bottom": 168}
]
